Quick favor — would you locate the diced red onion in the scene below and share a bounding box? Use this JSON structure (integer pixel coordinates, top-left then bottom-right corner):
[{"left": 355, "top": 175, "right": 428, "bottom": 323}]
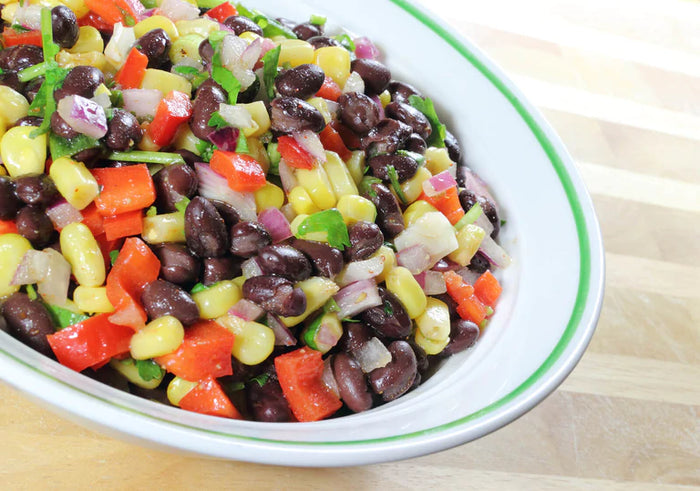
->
[
  {"left": 266, "top": 313, "right": 297, "bottom": 346},
  {"left": 122, "top": 89, "right": 163, "bottom": 118},
  {"left": 431, "top": 257, "right": 462, "bottom": 272},
  {"left": 38, "top": 249, "right": 71, "bottom": 307},
  {"left": 423, "top": 270, "right": 447, "bottom": 295},
  {"left": 353, "top": 36, "right": 380, "bottom": 60},
  {"left": 322, "top": 357, "right": 340, "bottom": 398},
  {"left": 241, "top": 257, "right": 263, "bottom": 279},
  {"left": 457, "top": 267, "right": 481, "bottom": 286},
  {"left": 240, "top": 37, "right": 263, "bottom": 70},
  {"left": 460, "top": 169, "right": 499, "bottom": 213},
  {"left": 218, "top": 103, "right": 254, "bottom": 129},
  {"left": 12, "top": 250, "right": 49, "bottom": 286},
  {"left": 228, "top": 299, "right": 264, "bottom": 321},
  {"left": 159, "top": 0, "right": 199, "bottom": 21},
  {"left": 371, "top": 95, "right": 385, "bottom": 120},
  {"left": 396, "top": 244, "right": 431, "bottom": 274},
  {"left": 356, "top": 337, "right": 391, "bottom": 373},
  {"left": 207, "top": 127, "right": 240, "bottom": 152},
  {"left": 336, "top": 255, "right": 385, "bottom": 287},
  {"left": 478, "top": 235, "right": 512, "bottom": 269},
  {"left": 317, "top": 322, "right": 341, "bottom": 349},
  {"left": 258, "top": 207, "right": 292, "bottom": 243},
  {"left": 292, "top": 130, "right": 327, "bottom": 163},
  {"left": 260, "top": 37, "right": 276, "bottom": 56},
  {"left": 278, "top": 159, "right": 298, "bottom": 193},
  {"left": 334, "top": 279, "right": 382, "bottom": 318},
  {"left": 47, "top": 200, "right": 83, "bottom": 230},
  {"left": 195, "top": 162, "right": 257, "bottom": 221},
  {"left": 342, "top": 71, "right": 365, "bottom": 94},
  {"left": 57, "top": 95, "right": 108, "bottom": 139},
  {"left": 413, "top": 271, "right": 425, "bottom": 288},
  {"left": 422, "top": 170, "right": 458, "bottom": 197},
  {"left": 221, "top": 34, "right": 256, "bottom": 89},
  {"left": 475, "top": 212, "right": 494, "bottom": 236}
]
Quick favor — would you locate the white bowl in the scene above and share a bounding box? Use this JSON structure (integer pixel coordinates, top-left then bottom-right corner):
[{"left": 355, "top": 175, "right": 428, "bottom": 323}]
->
[{"left": 0, "top": 0, "right": 605, "bottom": 466}]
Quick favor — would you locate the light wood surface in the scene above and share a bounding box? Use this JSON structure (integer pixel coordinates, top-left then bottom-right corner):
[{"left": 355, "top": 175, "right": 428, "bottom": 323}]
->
[{"left": 2, "top": 0, "right": 699, "bottom": 488}]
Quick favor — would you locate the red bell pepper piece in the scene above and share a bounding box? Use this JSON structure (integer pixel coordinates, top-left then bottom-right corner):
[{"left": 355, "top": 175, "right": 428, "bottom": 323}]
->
[
  {"left": 147, "top": 90, "right": 193, "bottom": 147},
  {"left": 2, "top": 28, "right": 42, "bottom": 47},
  {"left": 276, "top": 135, "right": 316, "bottom": 170},
  {"left": 94, "top": 233, "right": 123, "bottom": 271},
  {"left": 418, "top": 187, "right": 465, "bottom": 225},
  {"left": 80, "top": 202, "right": 105, "bottom": 237},
  {"left": 319, "top": 124, "right": 352, "bottom": 161},
  {"left": 274, "top": 347, "right": 342, "bottom": 422},
  {"left": 209, "top": 149, "right": 267, "bottom": 192},
  {"left": 83, "top": 0, "right": 144, "bottom": 26},
  {"left": 114, "top": 47, "right": 148, "bottom": 89},
  {"left": 92, "top": 164, "right": 156, "bottom": 216},
  {"left": 103, "top": 209, "right": 144, "bottom": 241},
  {"left": 443, "top": 270, "right": 488, "bottom": 325},
  {"left": 205, "top": 2, "right": 238, "bottom": 22},
  {"left": 315, "top": 76, "right": 342, "bottom": 102},
  {"left": 106, "top": 237, "right": 160, "bottom": 329},
  {"left": 0, "top": 219, "right": 18, "bottom": 235},
  {"left": 179, "top": 378, "right": 241, "bottom": 419},
  {"left": 473, "top": 270, "right": 502, "bottom": 308},
  {"left": 77, "top": 11, "right": 114, "bottom": 34},
  {"left": 330, "top": 119, "right": 362, "bottom": 150},
  {"left": 155, "top": 320, "right": 234, "bottom": 381},
  {"left": 47, "top": 313, "right": 134, "bottom": 372}
]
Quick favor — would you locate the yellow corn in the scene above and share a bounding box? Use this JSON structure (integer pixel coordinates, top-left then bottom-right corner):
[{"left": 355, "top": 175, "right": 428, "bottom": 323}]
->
[
  {"left": 110, "top": 358, "right": 164, "bottom": 390},
  {"left": 290, "top": 214, "right": 328, "bottom": 243},
  {"left": 134, "top": 15, "right": 179, "bottom": 41},
  {"left": 402, "top": 166, "right": 432, "bottom": 204},
  {"left": 173, "top": 124, "right": 201, "bottom": 155},
  {"left": 336, "top": 194, "right": 377, "bottom": 225},
  {"left": 378, "top": 90, "right": 391, "bottom": 107},
  {"left": 138, "top": 125, "right": 162, "bottom": 151},
  {"left": 448, "top": 224, "right": 486, "bottom": 266},
  {"left": 306, "top": 97, "right": 334, "bottom": 124},
  {"left": 0, "top": 2, "right": 17, "bottom": 22},
  {"left": 238, "top": 101, "right": 270, "bottom": 137},
  {"left": 130, "top": 315, "right": 185, "bottom": 360},
  {"left": 49, "top": 157, "right": 99, "bottom": 210},
  {"left": 345, "top": 150, "right": 366, "bottom": 185},
  {"left": 169, "top": 33, "right": 205, "bottom": 65},
  {"left": 141, "top": 69, "right": 192, "bottom": 95},
  {"left": 239, "top": 31, "right": 261, "bottom": 43},
  {"left": 0, "top": 86, "right": 29, "bottom": 125},
  {"left": 1, "top": 126, "right": 46, "bottom": 177},
  {"left": 167, "top": 376, "right": 198, "bottom": 406},
  {"left": 142, "top": 212, "right": 186, "bottom": 244},
  {"left": 415, "top": 297, "right": 450, "bottom": 342},
  {"left": 295, "top": 165, "right": 336, "bottom": 210},
  {"left": 324, "top": 151, "right": 359, "bottom": 198},
  {"left": 425, "top": 147, "right": 455, "bottom": 175},
  {"left": 0, "top": 234, "right": 32, "bottom": 298},
  {"left": 313, "top": 46, "right": 351, "bottom": 86},
  {"left": 278, "top": 39, "right": 314, "bottom": 66},
  {"left": 385, "top": 266, "right": 427, "bottom": 319},
  {"left": 254, "top": 182, "right": 285, "bottom": 212},
  {"left": 0, "top": 163, "right": 6, "bottom": 176},
  {"left": 246, "top": 137, "right": 269, "bottom": 173},
  {"left": 192, "top": 280, "right": 242, "bottom": 319},
  {"left": 56, "top": 51, "right": 109, "bottom": 73},
  {"left": 403, "top": 200, "right": 438, "bottom": 227},
  {"left": 57, "top": 0, "right": 89, "bottom": 18},
  {"left": 68, "top": 26, "right": 104, "bottom": 53},
  {"left": 216, "top": 315, "right": 275, "bottom": 366},
  {"left": 73, "top": 286, "right": 114, "bottom": 313},
  {"left": 372, "top": 245, "right": 396, "bottom": 284},
  {"left": 60, "top": 223, "right": 106, "bottom": 287},
  {"left": 175, "top": 18, "right": 218, "bottom": 38},
  {"left": 414, "top": 329, "right": 449, "bottom": 355},
  {"left": 288, "top": 186, "right": 320, "bottom": 216},
  {"left": 280, "top": 277, "right": 339, "bottom": 327}
]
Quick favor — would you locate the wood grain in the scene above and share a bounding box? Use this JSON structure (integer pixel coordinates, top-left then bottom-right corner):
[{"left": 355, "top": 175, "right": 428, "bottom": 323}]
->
[{"left": 2, "top": 0, "right": 699, "bottom": 488}]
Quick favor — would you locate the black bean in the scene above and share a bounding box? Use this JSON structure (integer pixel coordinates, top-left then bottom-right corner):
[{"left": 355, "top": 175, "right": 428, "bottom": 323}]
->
[
  {"left": 350, "top": 58, "right": 391, "bottom": 95},
  {"left": 362, "top": 118, "right": 413, "bottom": 157},
  {"left": 105, "top": 109, "right": 142, "bottom": 151},
  {"left": 172, "top": 148, "right": 199, "bottom": 167},
  {"left": 242, "top": 275, "right": 306, "bottom": 317},
  {"left": 237, "top": 74, "right": 260, "bottom": 103},
  {"left": 468, "top": 252, "right": 491, "bottom": 274},
  {"left": 403, "top": 133, "right": 427, "bottom": 155},
  {"left": 141, "top": 279, "right": 200, "bottom": 325},
  {"left": 338, "top": 321, "right": 372, "bottom": 360},
  {"left": 72, "top": 147, "right": 102, "bottom": 168},
  {"left": 136, "top": 28, "right": 171, "bottom": 69},
  {"left": 2, "top": 292, "right": 55, "bottom": 357},
  {"left": 229, "top": 221, "right": 271, "bottom": 258},
  {"left": 210, "top": 200, "right": 240, "bottom": 227},
  {"left": 50, "top": 111, "right": 79, "bottom": 139},
  {"left": 332, "top": 353, "right": 372, "bottom": 413},
  {"left": 459, "top": 189, "right": 500, "bottom": 238},
  {"left": 444, "top": 130, "right": 462, "bottom": 164},
  {"left": 274, "top": 63, "right": 325, "bottom": 100},
  {"left": 368, "top": 340, "right": 417, "bottom": 401},
  {"left": 51, "top": 5, "right": 79, "bottom": 49},
  {"left": 16, "top": 206, "right": 55, "bottom": 248},
  {"left": 0, "top": 71, "right": 23, "bottom": 93},
  {"left": 153, "top": 163, "right": 198, "bottom": 212},
  {"left": 408, "top": 340, "right": 430, "bottom": 374},
  {"left": 198, "top": 39, "right": 214, "bottom": 70},
  {"left": 256, "top": 244, "right": 312, "bottom": 282},
  {"left": 361, "top": 288, "right": 412, "bottom": 339},
  {"left": 184, "top": 196, "right": 229, "bottom": 257},
  {"left": 223, "top": 15, "right": 263, "bottom": 36},
  {"left": 190, "top": 79, "right": 227, "bottom": 140},
  {"left": 292, "top": 22, "right": 322, "bottom": 40},
  {"left": 362, "top": 182, "right": 404, "bottom": 239},
  {"left": 247, "top": 376, "right": 293, "bottom": 422},
  {"left": 367, "top": 153, "right": 418, "bottom": 183},
  {"left": 345, "top": 221, "right": 383, "bottom": 262},
  {"left": 14, "top": 115, "right": 43, "bottom": 127},
  {"left": 442, "top": 319, "right": 480, "bottom": 356},
  {"left": 385, "top": 101, "right": 432, "bottom": 140},
  {"left": 23, "top": 77, "right": 43, "bottom": 103},
  {"left": 0, "top": 176, "right": 22, "bottom": 220},
  {"left": 14, "top": 174, "right": 58, "bottom": 207},
  {"left": 269, "top": 96, "right": 325, "bottom": 133},
  {"left": 388, "top": 80, "right": 422, "bottom": 104},
  {"left": 153, "top": 243, "right": 200, "bottom": 285},
  {"left": 54, "top": 65, "right": 103, "bottom": 101},
  {"left": 338, "top": 92, "right": 380, "bottom": 134},
  {"left": 275, "top": 17, "right": 296, "bottom": 30},
  {"left": 202, "top": 256, "right": 242, "bottom": 285},
  {"left": 307, "top": 35, "right": 341, "bottom": 49},
  {"left": 0, "top": 45, "right": 43, "bottom": 72},
  {"left": 289, "top": 238, "right": 344, "bottom": 279}
]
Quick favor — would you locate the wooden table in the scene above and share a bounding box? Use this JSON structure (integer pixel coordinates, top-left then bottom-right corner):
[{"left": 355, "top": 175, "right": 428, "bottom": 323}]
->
[{"left": 2, "top": 0, "right": 699, "bottom": 487}]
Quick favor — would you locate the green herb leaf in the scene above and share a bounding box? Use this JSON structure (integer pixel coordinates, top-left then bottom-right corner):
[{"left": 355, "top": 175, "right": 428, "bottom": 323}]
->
[
  {"left": 195, "top": 139, "right": 216, "bottom": 162},
  {"left": 46, "top": 304, "right": 89, "bottom": 329},
  {"left": 341, "top": 317, "right": 361, "bottom": 323},
  {"left": 235, "top": 131, "right": 248, "bottom": 153},
  {"left": 190, "top": 282, "right": 209, "bottom": 294},
  {"left": 262, "top": 45, "right": 281, "bottom": 100},
  {"left": 208, "top": 30, "right": 228, "bottom": 51},
  {"left": 383, "top": 300, "right": 394, "bottom": 316},
  {"left": 173, "top": 65, "right": 209, "bottom": 89},
  {"left": 387, "top": 165, "right": 408, "bottom": 205},
  {"left": 212, "top": 53, "right": 241, "bottom": 104},
  {"left": 174, "top": 196, "right": 190, "bottom": 215},
  {"left": 10, "top": 24, "right": 31, "bottom": 33},
  {"left": 324, "top": 298, "right": 340, "bottom": 313},
  {"left": 135, "top": 359, "right": 165, "bottom": 382},
  {"left": 49, "top": 133, "right": 100, "bottom": 160},
  {"left": 310, "top": 14, "right": 326, "bottom": 26},
  {"left": 500, "top": 219, "right": 507, "bottom": 227},
  {"left": 297, "top": 209, "right": 350, "bottom": 250},
  {"left": 249, "top": 372, "right": 270, "bottom": 387},
  {"left": 25, "top": 284, "right": 38, "bottom": 300},
  {"left": 333, "top": 34, "right": 355, "bottom": 52},
  {"left": 207, "top": 110, "right": 229, "bottom": 129},
  {"left": 266, "top": 142, "right": 280, "bottom": 175},
  {"left": 109, "top": 249, "right": 120, "bottom": 265},
  {"left": 107, "top": 150, "right": 185, "bottom": 165},
  {"left": 145, "top": 206, "right": 157, "bottom": 218},
  {"left": 359, "top": 176, "right": 382, "bottom": 199},
  {"left": 408, "top": 95, "right": 446, "bottom": 147}
]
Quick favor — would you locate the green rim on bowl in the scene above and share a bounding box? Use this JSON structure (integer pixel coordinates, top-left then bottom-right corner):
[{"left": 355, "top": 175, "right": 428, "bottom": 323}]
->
[{"left": 0, "top": 0, "right": 593, "bottom": 447}]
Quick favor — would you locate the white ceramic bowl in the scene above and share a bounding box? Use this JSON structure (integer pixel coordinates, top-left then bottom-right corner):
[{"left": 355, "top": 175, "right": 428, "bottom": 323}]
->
[{"left": 0, "top": 0, "right": 605, "bottom": 467}]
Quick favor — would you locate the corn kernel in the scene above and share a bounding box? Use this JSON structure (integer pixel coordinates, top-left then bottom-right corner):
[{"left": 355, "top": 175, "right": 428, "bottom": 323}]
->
[
  {"left": 167, "top": 376, "right": 198, "bottom": 406},
  {"left": 402, "top": 166, "right": 432, "bottom": 204},
  {"left": 1, "top": 126, "right": 46, "bottom": 177},
  {"left": 173, "top": 124, "right": 201, "bottom": 155},
  {"left": 246, "top": 137, "right": 269, "bottom": 173},
  {"left": 0, "top": 86, "right": 29, "bottom": 125},
  {"left": 110, "top": 358, "right": 164, "bottom": 390},
  {"left": 403, "top": 200, "right": 438, "bottom": 227},
  {"left": 141, "top": 69, "right": 192, "bottom": 95},
  {"left": 238, "top": 101, "right": 270, "bottom": 137},
  {"left": 415, "top": 297, "right": 450, "bottom": 342},
  {"left": 134, "top": 15, "right": 179, "bottom": 41},
  {"left": 193, "top": 280, "right": 242, "bottom": 319},
  {"left": 138, "top": 124, "right": 162, "bottom": 151},
  {"left": 56, "top": 50, "right": 109, "bottom": 73},
  {"left": 288, "top": 186, "right": 320, "bottom": 216},
  {"left": 279, "top": 39, "right": 314, "bottom": 66},
  {"left": 142, "top": 212, "right": 186, "bottom": 244},
  {"left": 130, "top": 315, "right": 185, "bottom": 360},
  {"left": 73, "top": 286, "right": 114, "bottom": 313},
  {"left": 425, "top": 147, "right": 455, "bottom": 175},
  {"left": 0, "top": 2, "right": 17, "bottom": 22},
  {"left": 280, "top": 277, "right": 339, "bottom": 327},
  {"left": 313, "top": 46, "right": 351, "bottom": 86},
  {"left": 336, "top": 194, "right": 376, "bottom": 225},
  {"left": 306, "top": 97, "right": 333, "bottom": 124},
  {"left": 448, "top": 224, "right": 486, "bottom": 266},
  {"left": 372, "top": 245, "right": 396, "bottom": 284},
  {"left": 414, "top": 329, "right": 449, "bottom": 355},
  {"left": 295, "top": 165, "right": 336, "bottom": 210},
  {"left": 60, "top": 223, "right": 106, "bottom": 287},
  {"left": 385, "top": 266, "right": 427, "bottom": 319},
  {"left": 68, "top": 26, "right": 104, "bottom": 53},
  {"left": 378, "top": 90, "right": 391, "bottom": 107},
  {"left": 232, "top": 275, "right": 246, "bottom": 289},
  {"left": 238, "top": 31, "right": 260, "bottom": 43},
  {"left": 0, "top": 234, "right": 32, "bottom": 298},
  {"left": 49, "top": 157, "right": 99, "bottom": 210},
  {"left": 345, "top": 150, "right": 366, "bottom": 185},
  {"left": 216, "top": 315, "right": 275, "bottom": 366},
  {"left": 324, "top": 151, "right": 358, "bottom": 198},
  {"left": 255, "top": 182, "right": 285, "bottom": 212},
  {"left": 56, "top": 0, "right": 89, "bottom": 18},
  {"left": 175, "top": 18, "right": 218, "bottom": 38},
  {"left": 169, "top": 33, "right": 205, "bottom": 65}
]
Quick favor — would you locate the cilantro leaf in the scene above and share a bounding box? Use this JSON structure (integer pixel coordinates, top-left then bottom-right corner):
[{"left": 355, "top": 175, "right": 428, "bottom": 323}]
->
[
  {"left": 235, "top": 131, "right": 248, "bottom": 153},
  {"left": 212, "top": 63, "right": 241, "bottom": 104},
  {"left": 387, "top": 165, "right": 408, "bottom": 205},
  {"left": 46, "top": 304, "right": 89, "bottom": 329},
  {"left": 173, "top": 65, "right": 209, "bottom": 89},
  {"left": 262, "top": 45, "right": 281, "bottom": 100},
  {"left": 196, "top": 139, "right": 216, "bottom": 162},
  {"left": 190, "top": 282, "right": 209, "bottom": 294},
  {"left": 234, "top": 4, "right": 296, "bottom": 38},
  {"left": 397, "top": 149, "right": 426, "bottom": 166},
  {"left": 207, "top": 111, "right": 229, "bottom": 130},
  {"left": 324, "top": 298, "right": 340, "bottom": 313},
  {"left": 174, "top": 196, "right": 190, "bottom": 215},
  {"left": 408, "top": 95, "right": 446, "bottom": 147},
  {"left": 359, "top": 176, "right": 382, "bottom": 199},
  {"left": 297, "top": 209, "right": 350, "bottom": 250},
  {"left": 10, "top": 24, "right": 31, "bottom": 33},
  {"left": 135, "top": 359, "right": 165, "bottom": 382},
  {"left": 249, "top": 373, "right": 269, "bottom": 387},
  {"left": 49, "top": 133, "right": 100, "bottom": 160},
  {"left": 109, "top": 249, "right": 120, "bottom": 265}
]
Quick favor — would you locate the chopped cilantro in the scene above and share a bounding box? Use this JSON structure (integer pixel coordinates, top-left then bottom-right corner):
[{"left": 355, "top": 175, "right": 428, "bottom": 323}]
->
[
  {"left": 297, "top": 209, "right": 350, "bottom": 250},
  {"left": 227, "top": 381, "right": 246, "bottom": 392},
  {"left": 324, "top": 298, "right": 340, "bottom": 313},
  {"left": 235, "top": 131, "right": 249, "bottom": 153},
  {"left": 109, "top": 249, "right": 120, "bottom": 265},
  {"left": 190, "top": 282, "right": 209, "bottom": 294},
  {"left": 173, "top": 65, "right": 209, "bottom": 89},
  {"left": 359, "top": 176, "right": 382, "bottom": 199},
  {"left": 266, "top": 142, "right": 280, "bottom": 175},
  {"left": 49, "top": 133, "right": 100, "bottom": 160},
  {"left": 46, "top": 304, "right": 89, "bottom": 329},
  {"left": 500, "top": 219, "right": 507, "bottom": 227},
  {"left": 383, "top": 241, "right": 397, "bottom": 251},
  {"left": 341, "top": 317, "right": 361, "bottom": 323},
  {"left": 262, "top": 45, "right": 281, "bottom": 100},
  {"left": 383, "top": 300, "right": 394, "bottom": 316},
  {"left": 234, "top": 3, "right": 296, "bottom": 38},
  {"left": 212, "top": 62, "right": 241, "bottom": 104},
  {"left": 249, "top": 372, "right": 269, "bottom": 387},
  {"left": 135, "top": 359, "right": 165, "bottom": 382},
  {"left": 195, "top": 139, "right": 216, "bottom": 162},
  {"left": 387, "top": 165, "right": 408, "bottom": 205},
  {"left": 397, "top": 149, "right": 426, "bottom": 166},
  {"left": 10, "top": 24, "right": 31, "bottom": 33},
  {"left": 207, "top": 111, "right": 229, "bottom": 130},
  {"left": 408, "top": 95, "right": 446, "bottom": 147},
  {"left": 174, "top": 196, "right": 190, "bottom": 214}
]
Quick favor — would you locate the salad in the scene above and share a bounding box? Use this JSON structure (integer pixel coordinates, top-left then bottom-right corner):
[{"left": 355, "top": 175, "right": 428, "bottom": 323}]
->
[{"left": 0, "top": 0, "right": 511, "bottom": 422}]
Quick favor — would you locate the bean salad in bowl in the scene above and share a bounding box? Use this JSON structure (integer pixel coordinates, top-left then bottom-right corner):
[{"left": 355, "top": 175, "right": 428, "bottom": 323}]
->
[{"left": 0, "top": 0, "right": 511, "bottom": 423}]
